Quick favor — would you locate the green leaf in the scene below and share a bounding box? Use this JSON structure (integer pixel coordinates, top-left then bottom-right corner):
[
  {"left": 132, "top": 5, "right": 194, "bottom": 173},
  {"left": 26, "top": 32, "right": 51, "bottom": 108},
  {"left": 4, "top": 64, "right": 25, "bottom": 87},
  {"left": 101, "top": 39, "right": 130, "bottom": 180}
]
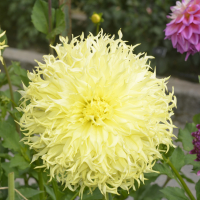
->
[
  {"left": 9, "top": 154, "right": 30, "bottom": 170},
  {"left": 44, "top": 184, "right": 56, "bottom": 200},
  {"left": 18, "top": 187, "right": 44, "bottom": 198},
  {"left": 1, "top": 162, "right": 19, "bottom": 178},
  {"left": 47, "top": 8, "right": 65, "bottom": 39},
  {"left": 0, "top": 121, "right": 21, "bottom": 151},
  {"left": 198, "top": 75, "right": 200, "bottom": 83},
  {"left": 184, "top": 154, "right": 200, "bottom": 173},
  {"left": 160, "top": 187, "right": 189, "bottom": 200},
  {"left": 170, "top": 147, "right": 185, "bottom": 172},
  {"left": 31, "top": 0, "right": 55, "bottom": 35},
  {"left": 82, "top": 188, "right": 103, "bottom": 200},
  {"left": 153, "top": 163, "right": 174, "bottom": 179},
  {"left": 193, "top": 113, "right": 200, "bottom": 125},
  {"left": 196, "top": 179, "right": 200, "bottom": 200},
  {"left": 10, "top": 61, "right": 29, "bottom": 87},
  {"left": 0, "top": 72, "right": 7, "bottom": 88},
  {"left": 179, "top": 172, "right": 195, "bottom": 184},
  {"left": 177, "top": 123, "right": 197, "bottom": 151}
]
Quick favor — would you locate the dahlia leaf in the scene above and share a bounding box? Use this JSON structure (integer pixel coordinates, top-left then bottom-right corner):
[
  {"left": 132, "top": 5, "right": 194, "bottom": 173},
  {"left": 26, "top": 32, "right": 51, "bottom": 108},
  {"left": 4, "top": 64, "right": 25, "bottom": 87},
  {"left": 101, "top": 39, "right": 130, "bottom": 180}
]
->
[
  {"left": 1, "top": 162, "right": 19, "bottom": 178},
  {"left": 140, "top": 184, "right": 163, "bottom": 200},
  {"left": 44, "top": 184, "right": 56, "bottom": 200},
  {"left": 129, "top": 184, "right": 162, "bottom": 200},
  {"left": 0, "top": 121, "right": 20, "bottom": 151},
  {"left": 11, "top": 61, "right": 29, "bottom": 87},
  {"left": 179, "top": 172, "right": 195, "bottom": 184},
  {"left": 193, "top": 113, "right": 200, "bottom": 125},
  {"left": 160, "top": 187, "right": 189, "bottom": 200},
  {"left": 47, "top": 8, "right": 65, "bottom": 39},
  {"left": 82, "top": 188, "right": 103, "bottom": 200},
  {"left": 169, "top": 146, "right": 185, "bottom": 172},
  {"left": 184, "top": 154, "right": 200, "bottom": 174},
  {"left": 31, "top": 0, "right": 55, "bottom": 35},
  {"left": 0, "top": 72, "right": 7, "bottom": 88},
  {"left": 17, "top": 187, "right": 44, "bottom": 198},
  {"left": 153, "top": 163, "right": 174, "bottom": 179},
  {"left": 176, "top": 123, "right": 197, "bottom": 151},
  {"left": 9, "top": 154, "right": 30, "bottom": 170},
  {"left": 196, "top": 180, "right": 200, "bottom": 200}
]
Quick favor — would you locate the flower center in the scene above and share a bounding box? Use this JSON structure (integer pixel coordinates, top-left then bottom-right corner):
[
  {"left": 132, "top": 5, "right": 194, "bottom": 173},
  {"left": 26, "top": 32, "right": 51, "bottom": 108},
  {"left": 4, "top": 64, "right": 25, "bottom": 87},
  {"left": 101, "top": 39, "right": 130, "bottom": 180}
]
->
[{"left": 82, "top": 97, "right": 112, "bottom": 125}]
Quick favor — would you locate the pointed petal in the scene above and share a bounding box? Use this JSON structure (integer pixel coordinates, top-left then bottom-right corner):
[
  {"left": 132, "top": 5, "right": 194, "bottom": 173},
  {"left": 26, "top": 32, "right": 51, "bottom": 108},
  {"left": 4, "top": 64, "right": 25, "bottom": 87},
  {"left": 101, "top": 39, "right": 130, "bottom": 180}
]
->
[
  {"left": 189, "top": 34, "right": 199, "bottom": 45},
  {"left": 182, "top": 26, "right": 193, "bottom": 39},
  {"left": 171, "top": 34, "right": 178, "bottom": 47}
]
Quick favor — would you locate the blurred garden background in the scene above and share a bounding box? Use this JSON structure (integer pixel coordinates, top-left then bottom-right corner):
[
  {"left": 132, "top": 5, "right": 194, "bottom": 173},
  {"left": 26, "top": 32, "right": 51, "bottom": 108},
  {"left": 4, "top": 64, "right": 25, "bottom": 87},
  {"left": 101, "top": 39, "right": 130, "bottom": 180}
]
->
[{"left": 0, "top": 0, "right": 199, "bottom": 82}]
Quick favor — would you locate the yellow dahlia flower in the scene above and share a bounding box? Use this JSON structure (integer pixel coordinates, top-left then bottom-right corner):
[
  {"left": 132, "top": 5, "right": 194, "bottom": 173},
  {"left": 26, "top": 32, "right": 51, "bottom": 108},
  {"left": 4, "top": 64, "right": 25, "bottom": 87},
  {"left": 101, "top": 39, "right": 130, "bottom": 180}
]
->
[
  {"left": 0, "top": 31, "right": 8, "bottom": 64},
  {"left": 18, "top": 30, "right": 176, "bottom": 197}
]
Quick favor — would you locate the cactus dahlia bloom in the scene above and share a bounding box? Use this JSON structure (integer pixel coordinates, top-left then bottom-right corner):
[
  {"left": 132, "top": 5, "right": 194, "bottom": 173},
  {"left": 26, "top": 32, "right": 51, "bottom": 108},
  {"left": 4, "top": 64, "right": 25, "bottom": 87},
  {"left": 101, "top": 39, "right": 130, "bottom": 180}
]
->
[
  {"left": 18, "top": 30, "right": 176, "bottom": 197},
  {"left": 164, "top": 0, "right": 200, "bottom": 61}
]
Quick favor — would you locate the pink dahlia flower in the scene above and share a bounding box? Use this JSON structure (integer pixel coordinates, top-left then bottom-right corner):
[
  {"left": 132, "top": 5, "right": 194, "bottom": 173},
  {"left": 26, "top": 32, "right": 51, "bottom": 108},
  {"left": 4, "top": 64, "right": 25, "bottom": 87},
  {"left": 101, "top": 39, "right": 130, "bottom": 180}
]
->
[{"left": 164, "top": 0, "right": 200, "bottom": 61}]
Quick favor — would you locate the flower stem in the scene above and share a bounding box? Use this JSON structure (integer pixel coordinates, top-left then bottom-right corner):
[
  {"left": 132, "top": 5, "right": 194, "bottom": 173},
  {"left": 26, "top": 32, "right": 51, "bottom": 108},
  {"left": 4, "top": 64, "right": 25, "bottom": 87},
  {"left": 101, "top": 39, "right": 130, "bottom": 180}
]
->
[
  {"left": 59, "top": 0, "right": 72, "bottom": 41},
  {"left": 52, "top": 179, "right": 59, "bottom": 200},
  {"left": 8, "top": 172, "right": 15, "bottom": 200},
  {"left": 2, "top": 58, "right": 20, "bottom": 135},
  {"left": 165, "top": 158, "right": 196, "bottom": 200},
  {"left": 162, "top": 176, "right": 171, "bottom": 188},
  {"left": 70, "top": 191, "right": 79, "bottom": 200},
  {"left": 36, "top": 160, "right": 45, "bottom": 200},
  {"left": 96, "top": 23, "right": 100, "bottom": 36},
  {"left": 48, "top": 0, "right": 54, "bottom": 55}
]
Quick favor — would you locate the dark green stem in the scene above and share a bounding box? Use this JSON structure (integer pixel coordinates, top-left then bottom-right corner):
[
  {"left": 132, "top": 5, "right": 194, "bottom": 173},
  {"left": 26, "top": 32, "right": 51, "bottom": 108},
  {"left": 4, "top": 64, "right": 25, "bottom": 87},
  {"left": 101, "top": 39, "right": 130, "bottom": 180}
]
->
[
  {"left": 96, "top": 23, "right": 100, "bottom": 35},
  {"left": 165, "top": 158, "right": 196, "bottom": 200},
  {"left": 2, "top": 59, "right": 14, "bottom": 108},
  {"left": 2, "top": 58, "right": 20, "bottom": 135},
  {"left": 36, "top": 160, "right": 45, "bottom": 200},
  {"left": 52, "top": 179, "right": 59, "bottom": 200},
  {"left": 8, "top": 172, "right": 15, "bottom": 200},
  {"left": 70, "top": 191, "right": 79, "bottom": 200},
  {"left": 60, "top": 0, "right": 72, "bottom": 42},
  {"left": 24, "top": 175, "right": 29, "bottom": 186},
  {"left": 162, "top": 176, "right": 171, "bottom": 188},
  {"left": 48, "top": 0, "right": 54, "bottom": 55}
]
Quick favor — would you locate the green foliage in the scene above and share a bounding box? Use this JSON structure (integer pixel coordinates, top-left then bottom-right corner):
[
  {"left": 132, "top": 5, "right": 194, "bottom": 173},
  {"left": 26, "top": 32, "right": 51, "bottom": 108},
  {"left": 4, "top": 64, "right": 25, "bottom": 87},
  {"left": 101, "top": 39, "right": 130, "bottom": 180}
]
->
[
  {"left": 170, "top": 147, "right": 185, "bottom": 172},
  {"left": 176, "top": 123, "right": 197, "bottom": 151},
  {"left": 32, "top": 0, "right": 50, "bottom": 35},
  {"left": 16, "top": 188, "right": 44, "bottom": 199},
  {"left": 32, "top": 0, "right": 65, "bottom": 40},
  {"left": 160, "top": 187, "right": 189, "bottom": 200},
  {"left": 193, "top": 113, "right": 200, "bottom": 125},
  {"left": 153, "top": 162, "right": 174, "bottom": 179},
  {"left": 0, "top": 121, "right": 21, "bottom": 151},
  {"left": 47, "top": 8, "right": 65, "bottom": 39},
  {"left": 82, "top": 188, "right": 103, "bottom": 200}
]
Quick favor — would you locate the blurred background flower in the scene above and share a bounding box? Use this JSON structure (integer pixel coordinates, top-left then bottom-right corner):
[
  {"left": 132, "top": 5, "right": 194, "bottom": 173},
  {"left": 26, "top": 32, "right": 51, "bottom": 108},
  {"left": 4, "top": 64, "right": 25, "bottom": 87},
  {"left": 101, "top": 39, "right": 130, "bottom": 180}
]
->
[
  {"left": 190, "top": 124, "right": 200, "bottom": 176},
  {"left": 164, "top": 0, "right": 200, "bottom": 61}
]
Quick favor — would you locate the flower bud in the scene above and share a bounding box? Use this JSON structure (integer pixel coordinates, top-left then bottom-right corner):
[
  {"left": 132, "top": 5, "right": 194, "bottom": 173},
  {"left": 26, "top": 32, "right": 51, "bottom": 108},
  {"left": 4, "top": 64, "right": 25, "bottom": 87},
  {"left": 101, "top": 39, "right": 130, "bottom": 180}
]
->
[{"left": 91, "top": 13, "right": 101, "bottom": 24}]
